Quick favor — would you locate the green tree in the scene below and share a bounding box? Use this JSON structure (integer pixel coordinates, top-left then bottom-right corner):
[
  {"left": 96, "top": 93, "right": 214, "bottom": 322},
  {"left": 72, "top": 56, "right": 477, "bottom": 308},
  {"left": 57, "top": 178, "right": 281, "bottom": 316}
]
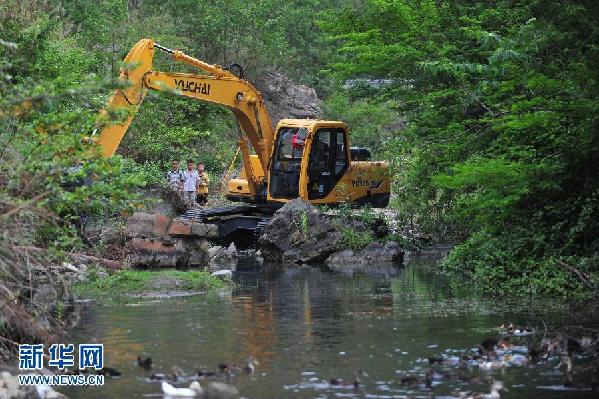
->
[{"left": 320, "top": 0, "right": 599, "bottom": 296}]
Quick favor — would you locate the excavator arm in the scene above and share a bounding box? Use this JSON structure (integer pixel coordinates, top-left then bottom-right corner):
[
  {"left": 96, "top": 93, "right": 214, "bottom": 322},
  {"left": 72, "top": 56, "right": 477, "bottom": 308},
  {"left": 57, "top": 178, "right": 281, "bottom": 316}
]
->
[{"left": 96, "top": 39, "right": 275, "bottom": 198}]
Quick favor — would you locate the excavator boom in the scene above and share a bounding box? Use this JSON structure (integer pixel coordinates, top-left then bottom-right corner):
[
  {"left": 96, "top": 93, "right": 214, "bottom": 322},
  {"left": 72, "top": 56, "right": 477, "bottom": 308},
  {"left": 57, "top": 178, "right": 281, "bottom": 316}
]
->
[{"left": 96, "top": 39, "right": 273, "bottom": 199}]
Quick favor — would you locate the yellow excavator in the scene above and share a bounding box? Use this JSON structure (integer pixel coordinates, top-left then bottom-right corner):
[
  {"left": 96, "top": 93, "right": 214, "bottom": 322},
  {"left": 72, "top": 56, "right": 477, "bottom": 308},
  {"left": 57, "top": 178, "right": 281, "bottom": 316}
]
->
[{"left": 96, "top": 39, "right": 390, "bottom": 242}]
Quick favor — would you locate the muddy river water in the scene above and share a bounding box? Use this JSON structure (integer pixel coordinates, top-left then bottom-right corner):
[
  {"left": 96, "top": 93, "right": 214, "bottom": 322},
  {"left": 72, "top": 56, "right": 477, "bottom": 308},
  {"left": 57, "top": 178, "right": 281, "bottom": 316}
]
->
[{"left": 66, "top": 255, "right": 599, "bottom": 398}]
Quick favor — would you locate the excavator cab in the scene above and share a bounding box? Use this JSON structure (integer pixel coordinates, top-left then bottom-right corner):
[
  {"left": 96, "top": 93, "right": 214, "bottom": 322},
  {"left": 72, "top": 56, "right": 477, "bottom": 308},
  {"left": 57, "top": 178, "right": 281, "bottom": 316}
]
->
[
  {"left": 269, "top": 120, "right": 349, "bottom": 202},
  {"left": 267, "top": 120, "right": 389, "bottom": 207}
]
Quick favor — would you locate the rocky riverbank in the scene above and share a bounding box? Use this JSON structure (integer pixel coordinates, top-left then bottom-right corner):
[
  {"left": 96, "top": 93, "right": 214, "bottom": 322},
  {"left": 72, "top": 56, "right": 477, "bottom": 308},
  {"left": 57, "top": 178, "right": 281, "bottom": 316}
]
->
[{"left": 118, "top": 197, "right": 423, "bottom": 272}]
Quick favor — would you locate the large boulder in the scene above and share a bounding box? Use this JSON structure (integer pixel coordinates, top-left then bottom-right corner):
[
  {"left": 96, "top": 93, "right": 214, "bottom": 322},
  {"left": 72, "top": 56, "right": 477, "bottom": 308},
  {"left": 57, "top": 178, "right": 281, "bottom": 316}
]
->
[
  {"left": 326, "top": 241, "right": 404, "bottom": 268},
  {"left": 259, "top": 199, "right": 343, "bottom": 263},
  {"left": 253, "top": 69, "right": 322, "bottom": 124},
  {"left": 158, "top": 185, "right": 188, "bottom": 214}
]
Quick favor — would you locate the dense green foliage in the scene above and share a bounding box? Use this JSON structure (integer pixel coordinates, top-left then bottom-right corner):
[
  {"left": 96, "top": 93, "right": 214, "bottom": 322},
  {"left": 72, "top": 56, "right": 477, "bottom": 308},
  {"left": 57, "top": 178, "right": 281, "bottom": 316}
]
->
[
  {"left": 0, "top": 6, "right": 142, "bottom": 250},
  {"left": 320, "top": 0, "right": 599, "bottom": 296},
  {"left": 1, "top": 0, "right": 597, "bottom": 298}
]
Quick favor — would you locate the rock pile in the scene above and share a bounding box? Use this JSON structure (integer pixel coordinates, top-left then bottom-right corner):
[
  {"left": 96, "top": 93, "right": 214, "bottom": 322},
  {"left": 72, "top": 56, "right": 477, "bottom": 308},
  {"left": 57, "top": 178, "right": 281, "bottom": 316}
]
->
[
  {"left": 259, "top": 199, "right": 404, "bottom": 269},
  {"left": 259, "top": 199, "right": 343, "bottom": 263}
]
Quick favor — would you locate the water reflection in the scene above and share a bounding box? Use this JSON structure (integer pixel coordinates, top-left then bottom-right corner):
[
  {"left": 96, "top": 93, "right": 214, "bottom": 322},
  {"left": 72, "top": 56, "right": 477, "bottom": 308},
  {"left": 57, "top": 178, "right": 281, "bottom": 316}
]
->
[{"left": 66, "top": 256, "right": 599, "bottom": 398}]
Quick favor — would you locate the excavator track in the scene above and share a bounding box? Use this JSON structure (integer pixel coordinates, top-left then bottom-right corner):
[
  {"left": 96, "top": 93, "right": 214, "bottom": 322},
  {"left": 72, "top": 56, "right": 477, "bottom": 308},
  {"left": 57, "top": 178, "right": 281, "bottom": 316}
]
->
[
  {"left": 253, "top": 219, "right": 269, "bottom": 241},
  {"left": 181, "top": 205, "right": 273, "bottom": 247}
]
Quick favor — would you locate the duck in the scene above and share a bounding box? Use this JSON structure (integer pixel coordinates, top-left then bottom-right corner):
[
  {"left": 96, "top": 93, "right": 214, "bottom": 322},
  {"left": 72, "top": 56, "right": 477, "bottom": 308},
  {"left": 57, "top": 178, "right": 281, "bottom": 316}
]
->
[
  {"left": 329, "top": 377, "right": 344, "bottom": 385},
  {"left": 329, "top": 370, "right": 367, "bottom": 391},
  {"left": 424, "top": 368, "right": 434, "bottom": 388},
  {"left": 218, "top": 363, "right": 229, "bottom": 373},
  {"left": 161, "top": 381, "right": 204, "bottom": 397},
  {"left": 479, "top": 337, "right": 499, "bottom": 353},
  {"left": 473, "top": 381, "right": 506, "bottom": 399},
  {"left": 527, "top": 346, "right": 545, "bottom": 363},
  {"left": 479, "top": 337, "right": 510, "bottom": 357},
  {"left": 96, "top": 367, "right": 122, "bottom": 377},
  {"left": 428, "top": 356, "right": 445, "bottom": 365},
  {"left": 399, "top": 375, "right": 421, "bottom": 386},
  {"left": 151, "top": 366, "right": 185, "bottom": 382},
  {"left": 35, "top": 385, "right": 69, "bottom": 399},
  {"left": 150, "top": 372, "right": 171, "bottom": 381},
  {"left": 197, "top": 369, "right": 217, "bottom": 378},
  {"left": 242, "top": 356, "right": 259, "bottom": 374},
  {"left": 513, "top": 326, "right": 534, "bottom": 336},
  {"left": 137, "top": 355, "right": 153, "bottom": 370},
  {"left": 478, "top": 359, "right": 507, "bottom": 372}
]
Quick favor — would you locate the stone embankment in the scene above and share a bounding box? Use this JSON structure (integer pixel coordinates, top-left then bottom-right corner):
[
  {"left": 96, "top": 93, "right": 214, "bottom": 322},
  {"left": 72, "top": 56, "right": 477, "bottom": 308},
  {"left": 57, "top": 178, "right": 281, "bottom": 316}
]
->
[
  {"left": 125, "top": 212, "right": 239, "bottom": 272},
  {"left": 123, "top": 198, "right": 414, "bottom": 272}
]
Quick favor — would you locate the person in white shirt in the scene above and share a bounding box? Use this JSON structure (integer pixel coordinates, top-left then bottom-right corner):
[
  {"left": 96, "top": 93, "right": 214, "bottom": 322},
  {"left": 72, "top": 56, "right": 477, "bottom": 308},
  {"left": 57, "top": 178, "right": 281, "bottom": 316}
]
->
[
  {"left": 166, "top": 160, "right": 183, "bottom": 189},
  {"left": 182, "top": 159, "right": 199, "bottom": 207}
]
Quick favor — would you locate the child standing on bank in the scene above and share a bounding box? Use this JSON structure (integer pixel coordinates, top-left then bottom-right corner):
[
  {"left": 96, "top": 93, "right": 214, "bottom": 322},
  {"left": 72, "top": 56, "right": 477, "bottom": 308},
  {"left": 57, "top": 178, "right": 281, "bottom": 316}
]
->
[
  {"left": 182, "top": 159, "right": 199, "bottom": 207},
  {"left": 166, "top": 160, "right": 183, "bottom": 189},
  {"left": 196, "top": 162, "right": 210, "bottom": 206}
]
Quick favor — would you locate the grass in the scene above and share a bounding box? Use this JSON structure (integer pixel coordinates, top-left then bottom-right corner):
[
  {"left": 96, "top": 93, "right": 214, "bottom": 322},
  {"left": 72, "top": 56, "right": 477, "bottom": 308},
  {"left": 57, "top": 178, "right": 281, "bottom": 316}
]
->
[
  {"left": 73, "top": 269, "right": 230, "bottom": 300},
  {"left": 341, "top": 228, "right": 374, "bottom": 251}
]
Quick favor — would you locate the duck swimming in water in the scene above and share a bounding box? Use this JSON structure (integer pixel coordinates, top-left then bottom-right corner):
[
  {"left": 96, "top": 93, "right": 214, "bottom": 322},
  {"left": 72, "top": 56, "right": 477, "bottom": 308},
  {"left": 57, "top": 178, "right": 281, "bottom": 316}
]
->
[
  {"left": 479, "top": 337, "right": 510, "bottom": 358},
  {"left": 161, "top": 381, "right": 203, "bottom": 397},
  {"left": 96, "top": 367, "right": 121, "bottom": 377},
  {"left": 478, "top": 358, "right": 507, "bottom": 371},
  {"left": 329, "top": 370, "right": 367, "bottom": 392},
  {"left": 473, "top": 381, "right": 506, "bottom": 399},
  {"left": 197, "top": 369, "right": 217, "bottom": 378},
  {"left": 150, "top": 366, "right": 185, "bottom": 382},
  {"left": 137, "top": 355, "right": 152, "bottom": 370},
  {"left": 242, "top": 356, "right": 259, "bottom": 374}
]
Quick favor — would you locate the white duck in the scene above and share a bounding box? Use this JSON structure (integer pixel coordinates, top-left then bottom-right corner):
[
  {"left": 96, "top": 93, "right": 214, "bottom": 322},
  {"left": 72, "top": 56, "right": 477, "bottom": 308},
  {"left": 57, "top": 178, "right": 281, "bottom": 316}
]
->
[
  {"left": 162, "top": 381, "right": 204, "bottom": 397},
  {"left": 471, "top": 381, "right": 506, "bottom": 399},
  {"left": 478, "top": 359, "right": 507, "bottom": 371},
  {"left": 35, "top": 385, "right": 69, "bottom": 399}
]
